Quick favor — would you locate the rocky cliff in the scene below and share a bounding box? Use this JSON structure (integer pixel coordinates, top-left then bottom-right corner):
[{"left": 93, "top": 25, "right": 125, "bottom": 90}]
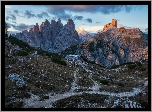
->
[
  {"left": 61, "top": 20, "right": 148, "bottom": 68},
  {"left": 103, "top": 19, "right": 117, "bottom": 31},
  {"left": 77, "top": 28, "right": 92, "bottom": 42},
  {"left": 12, "top": 18, "right": 80, "bottom": 53}
]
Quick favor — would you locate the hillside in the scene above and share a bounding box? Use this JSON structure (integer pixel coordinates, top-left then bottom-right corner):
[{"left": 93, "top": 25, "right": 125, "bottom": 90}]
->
[
  {"left": 61, "top": 19, "right": 148, "bottom": 68},
  {"left": 5, "top": 35, "right": 148, "bottom": 108}
]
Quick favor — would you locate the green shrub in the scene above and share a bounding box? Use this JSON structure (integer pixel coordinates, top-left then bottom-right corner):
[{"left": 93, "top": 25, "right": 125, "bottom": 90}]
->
[
  {"left": 139, "top": 101, "right": 148, "bottom": 108},
  {"left": 7, "top": 36, "right": 30, "bottom": 49},
  {"left": 16, "top": 50, "right": 28, "bottom": 56},
  {"left": 136, "top": 62, "right": 142, "bottom": 66},
  {"left": 100, "top": 80, "right": 109, "bottom": 85},
  {"left": 140, "top": 67, "right": 146, "bottom": 71},
  {"left": 5, "top": 101, "right": 23, "bottom": 108},
  {"left": 111, "top": 64, "right": 120, "bottom": 69},
  {"left": 6, "top": 35, "right": 67, "bottom": 66},
  {"left": 118, "top": 83, "right": 124, "bottom": 87},
  {"left": 51, "top": 56, "right": 67, "bottom": 66},
  {"left": 127, "top": 64, "right": 136, "bottom": 69}
]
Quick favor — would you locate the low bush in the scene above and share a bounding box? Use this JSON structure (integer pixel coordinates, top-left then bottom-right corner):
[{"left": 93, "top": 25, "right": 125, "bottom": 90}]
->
[
  {"left": 51, "top": 56, "right": 67, "bottom": 66},
  {"left": 127, "top": 64, "right": 136, "bottom": 69},
  {"left": 111, "top": 64, "right": 120, "bottom": 69},
  {"left": 5, "top": 101, "right": 23, "bottom": 108},
  {"left": 100, "top": 80, "right": 109, "bottom": 85},
  {"left": 118, "top": 83, "right": 124, "bottom": 87},
  {"left": 140, "top": 67, "right": 146, "bottom": 71},
  {"left": 139, "top": 101, "right": 148, "bottom": 108},
  {"left": 16, "top": 50, "right": 28, "bottom": 56}
]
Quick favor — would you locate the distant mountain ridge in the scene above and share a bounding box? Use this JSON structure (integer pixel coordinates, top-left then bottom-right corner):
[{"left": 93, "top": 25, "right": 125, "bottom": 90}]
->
[
  {"left": 12, "top": 18, "right": 80, "bottom": 53},
  {"left": 61, "top": 19, "right": 148, "bottom": 68},
  {"left": 76, "top": 28, "right": 92, "bottom": 42}
]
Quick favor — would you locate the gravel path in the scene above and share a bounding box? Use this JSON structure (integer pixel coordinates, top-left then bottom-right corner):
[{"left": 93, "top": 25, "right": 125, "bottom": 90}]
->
[{"left": 23, "top": 63, "right": 148, "bottom": 108}]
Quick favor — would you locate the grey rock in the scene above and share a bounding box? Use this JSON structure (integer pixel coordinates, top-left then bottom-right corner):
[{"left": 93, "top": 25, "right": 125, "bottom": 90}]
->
[
  {"left": 13, "top": 18, "right": 79, "bottom": 53},
  {"left": 8, "top": 73, "right": 25, "bottom": 88}
]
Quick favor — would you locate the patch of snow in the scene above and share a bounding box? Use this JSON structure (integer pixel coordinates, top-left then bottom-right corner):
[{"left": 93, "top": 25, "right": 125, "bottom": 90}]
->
[
  {"left": 125, "top": 103, "right": 129, "bottom": 108},
  {"left": 19, "top": 58, "right": 24, "bottom": 62},
  {"left": 32, "top": 51, "right": 37, "bottom": 55},
  {"left": 6, "top": 65, "right": 13, "bottom": 69},
  {"left": 8, "top": 73, "right": 25, "bottom": 87},
  {"left": 144, "top": 81, "right": 148, "bottom": 87}
]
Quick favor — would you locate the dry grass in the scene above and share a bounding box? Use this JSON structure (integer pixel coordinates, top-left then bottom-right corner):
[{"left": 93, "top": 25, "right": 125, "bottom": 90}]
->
[{"left": 5, "top": 39, "right": 148, "bottom": 108}]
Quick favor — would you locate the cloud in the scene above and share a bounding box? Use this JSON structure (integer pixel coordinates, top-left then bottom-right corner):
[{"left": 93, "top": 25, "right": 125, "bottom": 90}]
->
[
  {"left": 78, "top": 25, "right": 104, "bottom": 33},
  {"left": 145, "top": 28, "right": 148, "bottom": 31},
  {"left": 43, "top": 5, "right": 142, "bottom": 15},
  {"left": 117, "top": 24, "right": 134, "bottom": 29},
  {"left": 13, "top": 10, "right": 50, "bottom": 19},
  {"left": 9, "top": 23, "right": 34, "bottom": 31},
  {"left": 37, "top": 12, "right": 50, "bottom": 19},
  {"left": 5, "top": 22, "right": 11, "bottom": 28},
  {"left": 5, "top": 5, "right": 12, "bottom": 8},
  {"left": 6, "top": 14, "right": 16, "bottom": 23},
  {"left": 24, "top": 10, "right": 35, "bottom": 18},
  {"left": 117, "top": 24, "right": 124, "bottom": 28},
  {"left": 8, "top": 31, "right": 21, "bottom": 35},
  {"left": 85, "top": 18, "right": 92, "bottom": 23},
  {"left": 74, "top": 15, "right": 83, "bottom": 20},
  {"left": 14, "top": 10, "right": 19, "bottom": 14},
  {"left": 36, "top": 5, "right": 142, "bottom": 21},
  {"left": 96, "top": 21, "right": 101, "bottom": 24},
  {"left": 47, "top": 8, "right": 72, "bottom": 21}
]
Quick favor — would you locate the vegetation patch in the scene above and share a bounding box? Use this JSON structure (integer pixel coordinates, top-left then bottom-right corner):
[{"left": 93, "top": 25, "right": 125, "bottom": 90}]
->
[
  {"left": 5, "top": 101, "right": 23, "bottom": 108},
  {"left": 117, "top": 83, "right": 124, "bottom": 87},
  {"left": 100, "top": 80, "right": 109, "bottom": 85},
  {"left": 140, "top": 67, "right": 146, "bottom": 71},
  {"left": 127, "top": 64, "right": 136, "bottom": 69},
  {"left": 16, "top": 50, "right": 29, "bottom": 56}
]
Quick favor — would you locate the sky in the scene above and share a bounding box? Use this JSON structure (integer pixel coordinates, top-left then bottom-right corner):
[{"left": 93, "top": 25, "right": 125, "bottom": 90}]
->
[{"left": 5, "top": 5, "right": 148, "bottom": 34}]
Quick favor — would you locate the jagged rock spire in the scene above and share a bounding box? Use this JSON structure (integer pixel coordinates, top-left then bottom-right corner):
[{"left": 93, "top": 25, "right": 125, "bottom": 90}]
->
[{"left": 103, "top": 19, "right": 117, "bottom": 31}]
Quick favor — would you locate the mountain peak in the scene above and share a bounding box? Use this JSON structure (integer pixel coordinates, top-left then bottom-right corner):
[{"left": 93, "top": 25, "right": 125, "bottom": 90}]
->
[{"left": 103, "top": 19, "right": 117, "bottom": 31}]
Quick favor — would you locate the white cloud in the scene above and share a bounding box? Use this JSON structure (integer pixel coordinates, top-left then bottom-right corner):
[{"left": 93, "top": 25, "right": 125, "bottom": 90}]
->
[
  {"left": 5, "top": 5, "right": 12, "bottom": 8},
  {"left": 117, "top": 24, "right": 134, "bottom": 29},
  {"left": 117, "top": 24, "right": 124, "bottom": 28},
  {"left": 78, "top": 25, "right": 104, "bottom": 33}
]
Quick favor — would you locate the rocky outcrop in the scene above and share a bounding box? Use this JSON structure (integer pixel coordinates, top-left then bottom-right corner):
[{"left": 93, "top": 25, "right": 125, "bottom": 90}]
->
[
  {"left": 62, "top": 25, "right": 148, "bottom": 68},
  {"left": 52, "top": 18, "right": 80, "bottom": 52},
  {"left": 13, "top": 18, "right": 79, "bottom": 53},
  {"left": 76, "top": 28, "right": 92, "bottom": 42},
  {"left": 103, "top": 19, "right": 117, "bottom": 31}
]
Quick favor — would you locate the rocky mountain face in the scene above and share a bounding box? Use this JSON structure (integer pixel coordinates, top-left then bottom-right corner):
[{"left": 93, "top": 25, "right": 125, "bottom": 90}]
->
[
  {"left": 103, "top": 19, "right": 117, "bottom": 31},
  {"left": 12, "top": 18, "right": 80, "bottom": 53},
  {"left": 77, "top": 28, "right": 92, "bottom": 42},
  {"left": 62, "top": 19, "right": 148, "bottom": 68},
  {"left": 5, "top": 34, "right": 148, "bottom": 108}
]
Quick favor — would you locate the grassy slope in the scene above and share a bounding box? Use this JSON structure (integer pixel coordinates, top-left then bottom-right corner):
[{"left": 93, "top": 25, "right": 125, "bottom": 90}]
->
[{"left": 5, "top": 35, "right": 148, "bottom": 108}]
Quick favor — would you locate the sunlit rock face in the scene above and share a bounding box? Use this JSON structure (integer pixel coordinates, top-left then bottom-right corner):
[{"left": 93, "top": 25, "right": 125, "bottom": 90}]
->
[
  {"left": 62, "top": 21, "right": 148, "bottom": 68},
  {"left": 77, "top": 28, "right": 92, "bottom": 42},
  {"left": 79, "top": 27, "right": 148, "bottom": 68},
  {"left": 13, "top": 18, "right": 80, "bottom": 53},
  {"left": 103, "top": 19, "right": 117, "bottom": 31}
]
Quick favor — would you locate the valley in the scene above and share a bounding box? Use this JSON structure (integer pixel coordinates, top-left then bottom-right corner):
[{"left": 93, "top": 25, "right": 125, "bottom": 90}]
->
[{"left": 5, "top": 38, "right": 148, "bottom": 108}]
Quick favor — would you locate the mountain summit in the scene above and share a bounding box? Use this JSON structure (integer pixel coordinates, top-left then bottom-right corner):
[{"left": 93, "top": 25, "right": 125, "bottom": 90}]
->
[
  {"left": 61, "top": 19, "right": 148, "bottom": 68},
  {"left": 12, "top": 18, "right": 80, "bottom": 53},
  {"left": 103, "top": 19, "right": 117, "bottom": 31}
]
